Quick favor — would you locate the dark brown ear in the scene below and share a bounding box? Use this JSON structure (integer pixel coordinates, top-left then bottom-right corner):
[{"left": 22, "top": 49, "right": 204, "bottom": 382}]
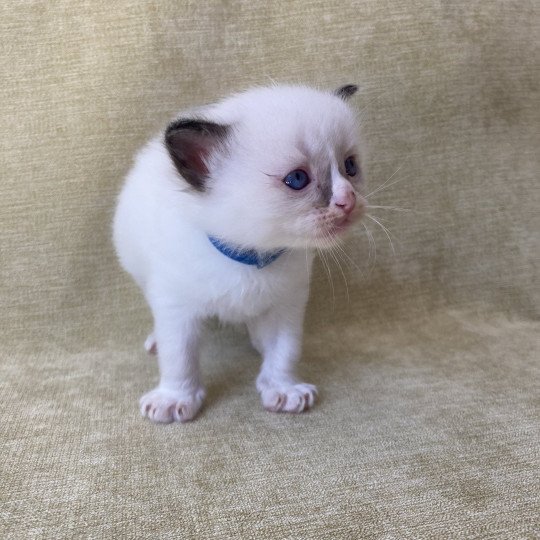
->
[
  {"left": 165, "top": 119, "right": 229, "bottom": 191},
  {"left": 334, "top": 84, "right": 358, "bottom": 100}
]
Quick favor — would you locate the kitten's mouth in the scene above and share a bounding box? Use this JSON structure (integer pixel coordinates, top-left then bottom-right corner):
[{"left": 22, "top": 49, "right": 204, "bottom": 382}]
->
[
  {"left": 328, "top": 220, "right": 351, "bottom": 236},
  {"left": 318, "top": 209, "right": 365, "bottom": 242},
  {"left": 328, "top": 214, "right": 357, "bottom": 235},
  {"left": 316, "top": 217, "right": 353, "bottom": 244}
]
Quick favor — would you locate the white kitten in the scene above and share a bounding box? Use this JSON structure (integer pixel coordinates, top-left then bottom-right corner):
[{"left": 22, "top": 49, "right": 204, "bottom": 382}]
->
[{"left": 113, "top": 84, "right": 366, "bottom": 423}]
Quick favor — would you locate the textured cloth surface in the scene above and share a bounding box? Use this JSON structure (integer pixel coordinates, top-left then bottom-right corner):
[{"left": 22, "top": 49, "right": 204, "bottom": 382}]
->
[{"left": 1, "top": 1, "right": 539, "bottom": 538}]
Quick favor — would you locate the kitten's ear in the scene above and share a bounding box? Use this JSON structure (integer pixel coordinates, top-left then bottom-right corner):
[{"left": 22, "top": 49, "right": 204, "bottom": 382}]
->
[
  {"left": 165, "top": 119, "right": 229, "bottom": 191},
  {"left": 334, "top": 84, "right": 358, "bottom": 101}
]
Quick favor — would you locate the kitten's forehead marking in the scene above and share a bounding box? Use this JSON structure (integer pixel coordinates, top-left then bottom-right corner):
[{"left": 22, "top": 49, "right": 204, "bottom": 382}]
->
[
  {"left": 319, "top": 175, "right": 333, "bottom": 206},
  {"left": 309, "top": 144, "right": 338, "bottom": 207},
  {"left": 318, "top": 147, "right": 335, "bottom": 206}
]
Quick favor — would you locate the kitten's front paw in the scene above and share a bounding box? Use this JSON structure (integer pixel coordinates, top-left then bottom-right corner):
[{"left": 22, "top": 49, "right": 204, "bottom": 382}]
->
[
  {"left": 258, "top": 381, "right": 318, "bottom": 413},
  {"left": 139, "top": 386, "right": 205, "bottom": 423}
]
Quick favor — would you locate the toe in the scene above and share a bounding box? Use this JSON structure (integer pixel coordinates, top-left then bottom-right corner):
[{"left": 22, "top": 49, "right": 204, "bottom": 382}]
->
[
  {"left": 139, "top": 387, "right": 205, "bottom": 424},
  {"left": 260, "top": 383, "right": 317, "bottom": 414}
]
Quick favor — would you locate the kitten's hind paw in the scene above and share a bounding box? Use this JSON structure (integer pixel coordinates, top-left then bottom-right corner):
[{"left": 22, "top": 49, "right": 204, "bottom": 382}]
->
[
  {"left": 144, "top": 333, "right": 157, "bottom": 355},
  {"left": 259, "top": 382, "right": 318, "bottom": 414},
  {"left": 139, "top": 386, "right": 206, "bottom": 423}
]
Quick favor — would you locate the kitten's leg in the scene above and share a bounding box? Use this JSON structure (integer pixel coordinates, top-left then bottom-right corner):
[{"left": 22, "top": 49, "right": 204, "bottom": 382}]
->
[
  {"left": 139, "top": 306, "right": 205, "bottom": 423},
  {"left": 248, "top": 308, "right": 317, "bottom": 413}
]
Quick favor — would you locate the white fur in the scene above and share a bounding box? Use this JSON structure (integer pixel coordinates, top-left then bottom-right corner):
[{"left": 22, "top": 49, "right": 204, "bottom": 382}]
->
[{"left": 113, "top": 85, "right": 365, "bottom": 422}]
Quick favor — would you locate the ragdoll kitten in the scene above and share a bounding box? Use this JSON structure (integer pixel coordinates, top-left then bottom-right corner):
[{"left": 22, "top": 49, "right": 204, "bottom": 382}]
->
[{"left": 113, "top": 84, "right": 366, "bottom": 423}]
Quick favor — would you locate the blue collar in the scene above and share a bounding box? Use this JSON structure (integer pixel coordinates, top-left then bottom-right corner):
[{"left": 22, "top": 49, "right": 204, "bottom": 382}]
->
[{"left": 208, "top": 236, "right": 285, "bottom": 269}]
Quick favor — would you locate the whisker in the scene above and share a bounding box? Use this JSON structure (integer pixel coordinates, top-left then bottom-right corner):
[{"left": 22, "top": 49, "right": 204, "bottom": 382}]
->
[
  {"left": 332, "top": 237, "right": 364, "bottom": 275},
  {"left": 316, "top": 244, "right": 335, "bottom": 310},
  {"left": 366, "top": 205, "right": 412, "bottom": 213},
  {"left": 324, "top": 248, "right": 337, "bottom": 311},
  {"left": 367, "top": 214, "right": 396, "bottom": 255},
  {"left": 365, "top": 163, "right": 405, "bottom": 198},
  {"left": 367, "top": 213, "right": 402, "bottom": 232},
  {"left": 362, "top": 221, "right": 377, "bottom": 273},
  {"left": 362, "top": 89, "right": 438, "bottom": 207},
  {"left": 322, "top": 231, "right": 350, "bottom": 304},
  {"left": 357, "top": 90, "right": 389, "bottom": 125},
  {"left": 285, "top": 237, "right": 312, "bottom": 284}
]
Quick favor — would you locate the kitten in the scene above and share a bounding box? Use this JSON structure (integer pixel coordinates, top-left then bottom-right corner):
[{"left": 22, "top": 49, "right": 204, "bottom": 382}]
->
[{"left": 113, "top": 84, "right": 366, "bottom": 423}]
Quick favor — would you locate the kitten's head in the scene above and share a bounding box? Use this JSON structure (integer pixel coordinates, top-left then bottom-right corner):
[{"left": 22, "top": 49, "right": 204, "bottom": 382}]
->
[{"left": 165, "top": 84, "right": 366, "bottom": 250}]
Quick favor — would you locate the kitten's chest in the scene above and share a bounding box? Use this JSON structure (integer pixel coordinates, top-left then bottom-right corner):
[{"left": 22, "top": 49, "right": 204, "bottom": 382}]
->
[
  {"left": 205, "top": 266, "right": 288, "bottom": 322},
  {"left": 199, "top": 253, "right": 311, "bottom": 322},
  {"left": 155, "top": 238, "right": 313, "bottom": 322}
]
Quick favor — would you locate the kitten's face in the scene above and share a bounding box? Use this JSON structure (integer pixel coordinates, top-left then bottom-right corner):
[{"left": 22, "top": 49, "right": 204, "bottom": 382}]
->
[{"left": 165, "top": 85, "right": 366, "bottom": 250}]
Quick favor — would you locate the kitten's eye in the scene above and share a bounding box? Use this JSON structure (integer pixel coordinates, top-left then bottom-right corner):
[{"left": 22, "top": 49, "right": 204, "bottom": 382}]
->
[
  {"left": 344, "top": 156, "right": 358, "bottom": 177},
  {"left": 283, "top": 169, "right": 310, "bottom": 190}
]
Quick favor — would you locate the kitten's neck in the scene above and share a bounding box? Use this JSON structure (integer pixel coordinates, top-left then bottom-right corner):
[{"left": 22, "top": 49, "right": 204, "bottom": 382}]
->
[{"left": 207, "top": 236, "right": 286, "bottom": 269}]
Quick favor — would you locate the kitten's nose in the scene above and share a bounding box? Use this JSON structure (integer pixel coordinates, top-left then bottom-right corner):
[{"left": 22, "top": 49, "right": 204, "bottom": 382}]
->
[{"left": 333, "top": 191, "right": 356, "bottom": 215}]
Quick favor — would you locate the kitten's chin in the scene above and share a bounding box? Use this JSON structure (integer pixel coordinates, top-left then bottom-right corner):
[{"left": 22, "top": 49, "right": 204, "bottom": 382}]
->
[
  {"left": 328, "top": 218, "right": 354, "bottom": 237},
  {"left": 315, "top": 215, "right": 360, "bottom": 249},
  {"left": 307, "top": 219, "right": 354, "bottom": 249}
]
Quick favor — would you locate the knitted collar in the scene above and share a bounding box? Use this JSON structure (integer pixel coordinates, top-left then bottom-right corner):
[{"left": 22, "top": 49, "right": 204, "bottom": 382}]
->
[{"left": 208, "top": 236, "right": 285, "bottom": 269}]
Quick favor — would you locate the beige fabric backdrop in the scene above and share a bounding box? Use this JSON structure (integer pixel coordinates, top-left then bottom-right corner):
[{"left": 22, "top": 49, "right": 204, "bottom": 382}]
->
[{"left": 1, "top": 1, "right": 538, "bottom": 538}]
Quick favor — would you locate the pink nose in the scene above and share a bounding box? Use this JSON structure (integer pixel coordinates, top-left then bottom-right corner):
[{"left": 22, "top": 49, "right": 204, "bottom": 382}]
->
[{"left": 334, "top": 191, "right": 356, "bottom": 215}]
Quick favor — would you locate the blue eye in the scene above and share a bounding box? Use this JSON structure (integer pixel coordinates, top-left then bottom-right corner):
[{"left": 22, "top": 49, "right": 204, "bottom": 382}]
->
[
  {"left": 283, "top": 169, "right": 310, "bottom": 190},
  {"left": 345, "top": 156, "right": 358, "bottom": 177}
]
